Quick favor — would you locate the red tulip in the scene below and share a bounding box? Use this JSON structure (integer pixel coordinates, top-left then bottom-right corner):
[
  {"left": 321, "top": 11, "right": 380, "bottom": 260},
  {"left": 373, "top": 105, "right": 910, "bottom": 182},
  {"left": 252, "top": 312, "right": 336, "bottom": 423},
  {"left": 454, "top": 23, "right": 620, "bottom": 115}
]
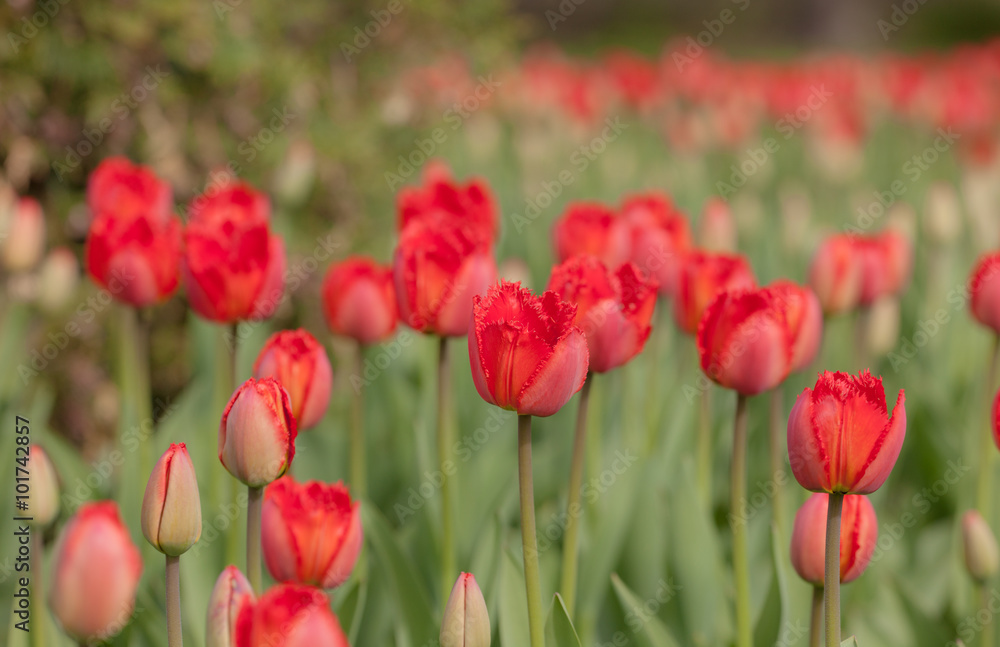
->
[
  {"left": 992, "top": 388, "right": 1000, "bottom": 451},
  {"left": 393, "top": 218, "right": 497, "bottom": 336},
  {"left": 207, "top": 566, "right": 255, "bottom": 647},
  {"left": 546, "top": 256, "right": 658, "bottom": 373},
  {"left": 141, "top": 443, "right": 202, "bottom": 555},
  {"left": 49, "top": 501, "right": 143, "bottom": 642},
  {"left": 219, "top": 378, "right": 297, "bottom": 487},
  {"left": 768, "top": 280, "right": 823, "bottom": 372},
  {"left": 787, "top": 370, "right": 906, "bottom": 494},
  {"left": 253, "top": 330, "right": 332, "bottom": 430},
  {"left": 182, "top": 183, "right": 286, "bottom": 323},
  {"left": 621, "top": 192, "right": 692, "bottom": 297},
  {"left": 321, "top": 256, "right": 398, "bottom": 345},
  {"left": 553, "top": 202, "right": 631, "bottom": 267},
  {"left": 261, "top": 476, "right": 362, "bottom": 589},
  {"left": 234, "top": 584, "right": 349, "bottom": 647},
  {"left": 697, "top": 287, "right": 792, "bottom": 396},
  {"left": 970, "top": 252, "right": 1000, "bottom": 334},
  {"left": 87, "top": 156, "right": 172, "bottom": 219},
  {"left": 1, "top": 197, "right": 45, "bottom": 272},
  {"left": 790, "top": 493, "right": 878, "bottom": 586},
  {"left": 397, "top": 160, "right": 498, "bottom": 243},
  {"left": 469, "top": 280, "right": 589, "bottom": 416},
  {"left": 809, "top": 234, "right": 862, "bottom": 315},
  {"left": 674, "top": 250, "right": 756, "bottom": 335},
  {"left": 854, "top": 232, "right": 911, "bottom": 306}
]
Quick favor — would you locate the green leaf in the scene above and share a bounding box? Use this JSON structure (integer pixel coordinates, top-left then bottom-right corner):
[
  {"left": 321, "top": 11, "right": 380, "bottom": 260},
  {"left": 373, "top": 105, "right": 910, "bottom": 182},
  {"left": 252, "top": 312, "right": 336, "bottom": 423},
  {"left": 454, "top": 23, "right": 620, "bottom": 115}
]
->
[
  {"left": 333, "top": 576, "right": 368, "bottom": 645},
  {"left": 841, "top": 637, "right": 860, "bottom": 646},
  {"left": 752, "top": 521, "right": 792, "bottom": 647},
  {"left": 361, "top": 504, "right": 437, "bottom": 647},
  {"left": 545, "top": 593, "right": 582, "bottom": 647},
  {"left": 499, "top": 549, "right": 531, "bottom": 647},
  {"left": 610, "top": 573, "right": 683, "bottom": 647}
]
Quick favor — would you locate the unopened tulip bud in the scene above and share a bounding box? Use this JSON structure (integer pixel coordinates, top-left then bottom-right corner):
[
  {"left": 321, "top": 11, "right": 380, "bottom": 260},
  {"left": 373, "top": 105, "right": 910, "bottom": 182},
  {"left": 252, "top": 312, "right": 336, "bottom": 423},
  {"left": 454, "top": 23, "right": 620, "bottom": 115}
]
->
[
  {"left": 791, "top": 493, "right": 878, "bottom": 586},
  {"left": 219, "top": 378, "right": 297, "bottom": 487},
  {"left": 441, "top": 572, "right": 491, "bottom": 647},
  {"left": 698, "top": 197, "right": 736, "bottom": 252},
  {"left": 36, "top": 247, "right": 80, "bottom": 313},
  {"left": 253, "top": 329, "right": 333, "bottom": 430},
  {"left": 142, "top": 443, "right": 202, "bottom": 555},
  {"left": 206, "top": 566, "right": 254, "bottom": 647},
  {"left": 2, "top": 197, "right": 45, "bottom": 272},
  {"left": 26, "top": 445, "right": 59, "bottom": 526},
  {"left": 963, "top": 510, "right": 999, "bottom": 584}
]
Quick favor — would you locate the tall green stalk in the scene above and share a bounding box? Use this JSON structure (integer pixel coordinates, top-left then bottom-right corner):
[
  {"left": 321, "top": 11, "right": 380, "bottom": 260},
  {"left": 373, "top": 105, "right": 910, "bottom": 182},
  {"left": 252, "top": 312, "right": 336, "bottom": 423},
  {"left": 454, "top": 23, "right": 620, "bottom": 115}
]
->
[
  {"left": 731, "top": 394, "right": 752, "bottom": 647},
  {"left": 824, "top": 493, "right": 844, "bottom": 647},
  {"left": 351, "top": 342, "right": 367, "bottom": 499},
  {"left": 247, "top": 485, "right": 263, "bottom": 594},
  {"left": 437, "top": 337, "right": 455, "bottom": 607},
  {"left": 975, "top": 336, "right": 1000, "bottom": 517},
  {"left": 809, "top": 586, "right": 823, "bottom": 647},
  {"left": 560, "top": 375, "right": 592, "bottom": 618},
  {"left": 769, "top": 387, "right": 787, "bottom": 538},
  {"left": 165, "top": 555, "right": 182, "bottom": 647},
  {"left": 697, "top": 386, "right": 713, "bottom": 505},
  {"left": 518, "top": 415, "right": 546, "bottom": 647}
]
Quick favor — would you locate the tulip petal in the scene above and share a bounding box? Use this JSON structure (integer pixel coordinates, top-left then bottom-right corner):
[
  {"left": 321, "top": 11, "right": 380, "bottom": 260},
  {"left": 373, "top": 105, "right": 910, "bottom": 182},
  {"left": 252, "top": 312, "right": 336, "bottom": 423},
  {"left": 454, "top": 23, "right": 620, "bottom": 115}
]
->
[{"left": 518, "top": 328, "right": 589, "bottom": 417}]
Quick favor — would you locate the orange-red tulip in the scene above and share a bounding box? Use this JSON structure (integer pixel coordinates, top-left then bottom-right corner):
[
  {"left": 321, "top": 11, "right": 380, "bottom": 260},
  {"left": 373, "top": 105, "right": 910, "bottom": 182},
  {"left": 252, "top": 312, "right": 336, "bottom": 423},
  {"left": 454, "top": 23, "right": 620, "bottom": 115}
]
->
[
  {"left": 321, "top": 255, "right": 398, "bottom": 345},
  {"left": 546, "top": 256, "right": 657, "bottom": 373},
  {"left": 219, "top": 378, "right": 297, "bottom": 487},
  {"left": 697, "top": 287, "right": 792, "bottom": 396},
  {"left": 470, "top": 280, "right": 589, "bottom": 417},
  {"left": 49, "top": 501, "right": 143, "bottom": 642},
  {"left": 261, "top": 476, "right": 362, "bottom": 589},
  {"left": 553, "top": 202, "right": 631, "bottom": 267},
  {"left": 697, "top": 196, "right": 736, "bottom": 252},
  {"left": 809, "top": 234, "right": 862, "bottom": 315},
  {"left": 790, "top": 493, "right": 878, "bottom": 586},
  {"left": 253, "top": 330, "right": 332, "bottom": 430},
  {"left": 970, "top": 252, "right": 1000, "bottom": 334},
  {"left": 787, "top": 370, "right": 906, "bottom": 494},
  {"left": 397, "top": 160, "right": 498, "bottom": 243},
  {"left": 234, "top": 584, "right": 349, "bottom": 647},
  {"left": 141, "top": 443, "right": 202, "bottom": 555},
  {"left": 621, "top": 192, "right": 692, "bottom": 296},
  {"left": 207, "top": 566, "right": 255, "bottom": 647},
  {"left": 674, "top": 250, "right": 755, "bottom": 334},
  {"left": 769, "top": 280, "right": 823, "bottom": 372}
]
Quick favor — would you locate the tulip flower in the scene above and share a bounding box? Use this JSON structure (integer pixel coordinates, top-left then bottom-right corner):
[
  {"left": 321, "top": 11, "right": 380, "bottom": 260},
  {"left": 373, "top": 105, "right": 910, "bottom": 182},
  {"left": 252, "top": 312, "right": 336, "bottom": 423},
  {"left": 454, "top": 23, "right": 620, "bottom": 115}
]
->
[
  {"left": 768, "top": 280, "right": 823, "bottom": 373},
  {"left": 787, "top": 369, "right": 905, "bottom": 646},
  {"left": 220, "top": 377, "right": 298, "bottom": 593},
  {"left": 49, "top": 501, "right": 142, "bottom": 643},
  {"left": 546, "top": 256, "right": 658, "bottom": 374},
  {"left": 393, "top": 218, "right": 497, "bottom": 336},
  {"left": 397, "top": 160, "right": 498, "bottom": 243},
  {"left": 26, "top": 445, "right": 59, "bottom": 527},
  {"left": 970, "top": 252, "right": 1000, "bottom": 334},
  {"left": 182, "top": 183, "right": 286, "bottom": 323},
  {"left": 261, "top": 476, "right": 362, "bottom": 589},
  {"left": 553, "top": 202, "right": 631, "bottom": 267},
  {"left": 809, "top": 234, "right": 862, "bottom": 315},
  {"left": 234, "top": 584, "right": 349, "bottom": 647},
  {"left": 674, "top": 250, "right": 755, "bottom": 334},
  {"left": 207, "top": 566, "right": 255, "bottom": 647},
  {"left": 441, "top": 572, "right": 491, "bottom": 647},
  {"left": 469, "top": 280, "right": 588, "bottom": 647},
  {"left": 621, "top": 192, "right": 692, "bottom": 297},
  {"left": 792, "top": 493, "right": 878, "bottom": 647},
  {"left": 253, "top": 329, "right": 333, "bottom": 431},
  {"left": 321, "top": 255, "right": 398, "bottom": 345},
  {"left": 1, "top": 196, "right": 45, "bottom": 272},
  {"left": 697, "top": 197, "right": 736, "bottom": 252},
  {"left": 963, "top": 510, "right": 1000, "bottom": 585},
  {"left": 85, "top": 158, "right": 181, "bottom": 307}
]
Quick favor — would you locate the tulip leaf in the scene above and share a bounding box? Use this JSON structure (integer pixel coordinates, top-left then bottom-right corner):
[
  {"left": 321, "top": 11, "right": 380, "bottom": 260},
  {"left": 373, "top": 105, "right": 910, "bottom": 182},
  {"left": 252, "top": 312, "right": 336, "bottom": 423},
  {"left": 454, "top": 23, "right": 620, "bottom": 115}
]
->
[
  {"left": 361, "top": 504, "right": 437, "bottom": 647},
  {"left": 545, "top": 593, "right": 583, "bottom": 647},
  {"left": 841, "top": 638, "right": 860, "bottom": 646},
  {"left": 499, "top": 549, "right": 531, "bottom": 647},
  {"left": 334, "top": 575, "right": 368, "bottom": 645},
  {"left": 610, "top": 573, "right": 683, "bottom": 647}
]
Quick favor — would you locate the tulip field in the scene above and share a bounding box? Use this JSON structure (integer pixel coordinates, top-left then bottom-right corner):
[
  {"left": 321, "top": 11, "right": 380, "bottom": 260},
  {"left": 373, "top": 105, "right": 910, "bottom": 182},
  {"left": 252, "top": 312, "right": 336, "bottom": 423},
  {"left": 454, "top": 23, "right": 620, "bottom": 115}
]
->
[{"left": 5, "top": 4, "right": 1000, "bottom": 647}]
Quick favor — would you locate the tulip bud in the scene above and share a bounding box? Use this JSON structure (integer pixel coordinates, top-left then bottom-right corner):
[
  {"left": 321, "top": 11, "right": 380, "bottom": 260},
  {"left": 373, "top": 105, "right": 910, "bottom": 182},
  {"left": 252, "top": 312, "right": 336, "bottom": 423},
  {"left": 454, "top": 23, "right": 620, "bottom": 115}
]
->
[
  {"left": 790, "top": 493, "right": 878, "bottom": 586},
  {"left": 36, "top": 247, "right": 80, "bottom": 313},
  {"left": 441, "top": 572, "right": 491, "bottom": 647},
  {"left": 141, "top": 443, "right": 202, "bottom": 555},
  {"left": 809, "top": 234, "right": 862, "bottom": 315},
  {"left": 963, "top": 510, "right": 1000, "bottom": 584},
  {"left": 970, "top": 253, "right": 1000, "bottom": 334},
  {"left": 235, "top": 584, "right": 349, "bottom": 647},
  {"left": 49, "top": 501, "right": 143, "bottom": 642},
  {"left": 2, "top": 197, "right": 45, "bottom": 272},
  {"left": 697, "top": 197, "right": 736, "bottom": 252},
  {"left": 26, "top": 445, "right": 59, "bottom": 526},
  {"left": 322, "top": 256, "right": 399, "bottom": 345},
  {"left": 253, "top": 329, "right": 333, "bottom": 430},
  {"left": 219, "top": 378, "right": 297, "bottom": 487},
  {"left": 207, "top": 566, "right": 255, "bottom": 647}
]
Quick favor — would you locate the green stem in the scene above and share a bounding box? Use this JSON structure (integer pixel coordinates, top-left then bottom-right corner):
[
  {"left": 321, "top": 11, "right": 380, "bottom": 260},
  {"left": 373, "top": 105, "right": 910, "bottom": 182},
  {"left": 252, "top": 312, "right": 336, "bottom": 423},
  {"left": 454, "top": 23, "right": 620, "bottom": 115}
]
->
[
  {"left": 247, "top": 486, "right": 263, "bottom": 594},
  {"left": 853, "top": 307, "right": 869, "bottom": 372},
  {"left": 30, "top": 531, "right": 44, "bottom": 647},
  {"left": 351, "top": 342, "right": 367, "bottom": 499},
  {"left": 980, "top": 584, "right": 995, "bottom": 647},
  {"left": 123, "top": 308, "right": 154, "bottom": 476},
  {"left": 437, "top": 337, "right": 455, "bottom": 607},
  {"left": 166, "top": 554, "right": 182, "bottom": 647},
  {"left": 697, "top": 385, "right": 713, "bottom": 505},
  {"left": 976, "top": 335, "right": 1000, "bottom": 516},
  {"left": 825, "top": 492, "right": 844, "bottom": 647},
  {"left": 810, "top": 586, "right": 823, "bottom": 647},
  {"left": 220, "top": 325, "right": 239, "bottom": 568},
  {"left": 769, "top": 387, "right": 787, "bottom": 538},
  {"left": 518, "top": 415, "right": 546, "bottom": 647},
  {"left": 560, "top": 375, "right": 592, "bottom": 618},
  {"left": 731, "top": 393, "right": 752, "bottom": 647}
]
